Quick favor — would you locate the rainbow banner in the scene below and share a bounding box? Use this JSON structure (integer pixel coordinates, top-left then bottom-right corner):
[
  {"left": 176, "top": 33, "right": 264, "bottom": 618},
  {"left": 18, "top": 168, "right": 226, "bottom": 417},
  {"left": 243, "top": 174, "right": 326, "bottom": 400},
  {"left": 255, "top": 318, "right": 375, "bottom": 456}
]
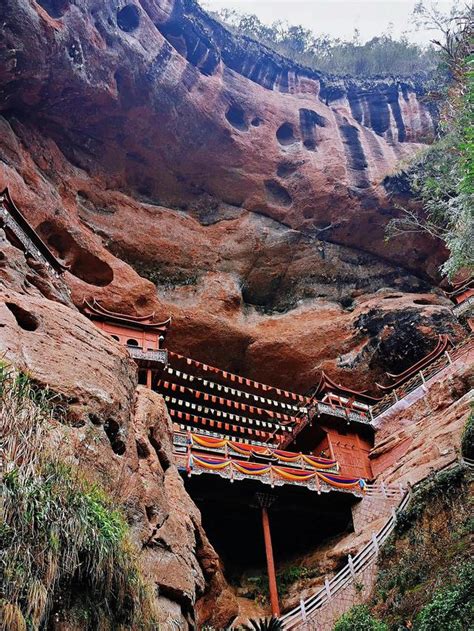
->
[
  {"left": 189, "top": 432, "right": 338, "bottom": 470},
  {"left": 189, "top": 453, "right": 364, "bottom": 491}
]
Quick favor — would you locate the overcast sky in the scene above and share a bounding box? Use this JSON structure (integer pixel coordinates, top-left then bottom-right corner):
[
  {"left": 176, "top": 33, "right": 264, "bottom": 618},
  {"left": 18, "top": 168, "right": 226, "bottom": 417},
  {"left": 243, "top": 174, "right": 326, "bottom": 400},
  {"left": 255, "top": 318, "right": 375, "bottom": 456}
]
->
[{"left": 202, "top": 1, "right": 458, "bottom": 44}]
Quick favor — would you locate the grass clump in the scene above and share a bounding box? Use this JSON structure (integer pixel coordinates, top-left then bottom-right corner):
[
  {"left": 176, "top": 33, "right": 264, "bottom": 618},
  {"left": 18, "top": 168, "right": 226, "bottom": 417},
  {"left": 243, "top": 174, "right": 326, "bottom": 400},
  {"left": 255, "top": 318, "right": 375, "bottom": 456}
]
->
[
  {"left": 461, "top": 406, "right": 474, "bottom": 460},
  {"left": 371, "top": 466, "right": 473, "bottom": 629},
  {"left": 333, "top": 605, "right": 388, "bottom": 631},
  {"left": 0, "top": 365, "right": 158, "bottom": 630}
]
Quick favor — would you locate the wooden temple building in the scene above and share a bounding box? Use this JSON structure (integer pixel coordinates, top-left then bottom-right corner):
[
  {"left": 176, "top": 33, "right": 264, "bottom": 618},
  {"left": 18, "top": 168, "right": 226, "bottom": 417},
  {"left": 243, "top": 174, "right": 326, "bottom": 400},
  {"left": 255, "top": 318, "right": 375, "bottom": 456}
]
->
[
  {"left": 0, "top": 188, "right": 68, "bottom": 276},
  {"left": 81, "top": 303, "right": 376, "bottom": 616},
  {"left": 445, "top": 277, "right": 474, "bottom": 331},
  {"left": 2, "top": 187, "right": 468, "bottom": 618},
  {"left": 279, "top": 372, "right": 379, "bottom": 481},
  {"left": 82, "top": 299, "right": 170, "bottom": 388}
]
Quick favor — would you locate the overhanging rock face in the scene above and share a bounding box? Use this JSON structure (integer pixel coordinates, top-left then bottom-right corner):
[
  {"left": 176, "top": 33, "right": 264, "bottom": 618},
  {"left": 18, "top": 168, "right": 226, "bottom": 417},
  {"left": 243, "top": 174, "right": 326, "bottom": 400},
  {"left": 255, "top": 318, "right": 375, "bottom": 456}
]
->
[
  {"left": 1, "top": 0, "right": 439, "bottom": 272},
  {"left": 0, "top": 2, "right": 463, "bottom": 403}
]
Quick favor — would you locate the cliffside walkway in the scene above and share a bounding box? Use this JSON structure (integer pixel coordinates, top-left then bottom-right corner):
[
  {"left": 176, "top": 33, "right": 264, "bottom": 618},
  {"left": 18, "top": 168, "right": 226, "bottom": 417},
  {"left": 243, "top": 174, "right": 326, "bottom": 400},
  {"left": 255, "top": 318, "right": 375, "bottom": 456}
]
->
[
  {"left": 370, "top": 335, "right": 473, "bottom": 422},
  {"left": 280, "top": 459, "right": 471, "bottom": 630},
  {"left": 279, "top": 336, "right": 473, "bottom": 630}
]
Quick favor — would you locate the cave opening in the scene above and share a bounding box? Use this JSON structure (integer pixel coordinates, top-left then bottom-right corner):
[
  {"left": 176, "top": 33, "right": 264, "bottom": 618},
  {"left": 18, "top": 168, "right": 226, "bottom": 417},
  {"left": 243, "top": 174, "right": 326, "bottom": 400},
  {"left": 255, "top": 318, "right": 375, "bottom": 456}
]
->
[
  {"left": 276, "top": 123, "right": 296, "bottom": 146},
  {"left": 183, "top": 474, "right": 356, "bottom": 589},
  {"left": 104, "top": 418, "right": 126, "bottom": 456},
  {"left": 225, "top": 104, "right": 248, "bottom": 132},
  {"left": 117, "top": 5, "right": 140, "bottom": 33},
  {"left": 5, "top": 302, "right": 39, "bottom": 332},
  {"left": 36, "top": 0, "right": 68, "bottom": 19}
]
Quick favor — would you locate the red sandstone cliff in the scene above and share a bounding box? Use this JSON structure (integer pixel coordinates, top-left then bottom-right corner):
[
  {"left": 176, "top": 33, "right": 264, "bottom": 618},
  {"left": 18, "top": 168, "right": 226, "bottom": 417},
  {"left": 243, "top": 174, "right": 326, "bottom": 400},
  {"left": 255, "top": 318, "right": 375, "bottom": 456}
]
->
[
  {"left": 0, "top": 0, "right": 463, "bottom": 396},
  {"left": 0, "top": 1, "right": 471, "bottom": 627}
]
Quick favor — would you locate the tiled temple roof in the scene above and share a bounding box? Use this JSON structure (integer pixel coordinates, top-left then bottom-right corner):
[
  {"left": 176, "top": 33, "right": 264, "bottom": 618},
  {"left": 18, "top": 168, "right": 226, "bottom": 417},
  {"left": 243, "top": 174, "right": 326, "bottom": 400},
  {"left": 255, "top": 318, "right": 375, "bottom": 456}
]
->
[{"left": 0, "top": 187, "right": 68, "bottom": 274}]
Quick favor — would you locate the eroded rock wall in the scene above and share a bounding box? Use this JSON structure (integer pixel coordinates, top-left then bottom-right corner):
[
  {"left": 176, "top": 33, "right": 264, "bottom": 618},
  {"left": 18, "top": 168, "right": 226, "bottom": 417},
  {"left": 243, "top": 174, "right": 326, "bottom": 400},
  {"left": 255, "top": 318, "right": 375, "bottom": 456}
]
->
[
  {"left": 0, "top": 0, "right": 461, "bottom": 395},
  {"left": 0, "top": 236, "right": 237, "bottom": 628}
]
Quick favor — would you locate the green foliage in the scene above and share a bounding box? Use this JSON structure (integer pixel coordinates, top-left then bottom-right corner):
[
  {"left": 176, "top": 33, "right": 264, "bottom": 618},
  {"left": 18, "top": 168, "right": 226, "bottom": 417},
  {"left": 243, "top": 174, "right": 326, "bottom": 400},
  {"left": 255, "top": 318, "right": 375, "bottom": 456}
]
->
[
  {"left": 0, "top": 367, "right": 158, "bottom": 630},
  {"left": 211, "top": 9, "right": 438, "bottom": 77},
  {"left": 371, "top": 465, "right": 473, "bottom": 629},
  {"left": 241, "top": 565, "right": 319, "bottom": 604},
  {"left": 333, "top": 605, "right": 388, "bottom": 631},
  {"left": 243, "top": 617, "right": 284, "bottom": 631},
  {"left": 394, "top": 465, "right": 468, "bottom": 533},
  {"left": 414, "top": 561, "right": 474, "bottom": 631},
  {"left": 461, "top": 405, "right": 474, "bottom": 460},
  {"left": 385, "top": 9, "right": 473, "bottom": 278}
]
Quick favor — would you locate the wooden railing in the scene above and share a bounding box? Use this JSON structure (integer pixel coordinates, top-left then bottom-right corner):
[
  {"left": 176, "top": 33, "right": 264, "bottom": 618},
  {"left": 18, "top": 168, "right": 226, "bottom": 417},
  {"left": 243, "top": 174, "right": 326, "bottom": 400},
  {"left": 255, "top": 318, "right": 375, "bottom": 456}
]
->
[{"left": 127, "top": 346, "right": 168, "bottom": 365}]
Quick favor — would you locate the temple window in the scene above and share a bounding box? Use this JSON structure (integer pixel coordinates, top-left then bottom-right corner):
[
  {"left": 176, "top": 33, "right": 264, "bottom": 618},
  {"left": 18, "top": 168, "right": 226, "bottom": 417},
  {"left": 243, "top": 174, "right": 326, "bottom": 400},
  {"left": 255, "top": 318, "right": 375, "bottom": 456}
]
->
[{"left": 126, "top": 338, "right": 140, "bottom": 347}]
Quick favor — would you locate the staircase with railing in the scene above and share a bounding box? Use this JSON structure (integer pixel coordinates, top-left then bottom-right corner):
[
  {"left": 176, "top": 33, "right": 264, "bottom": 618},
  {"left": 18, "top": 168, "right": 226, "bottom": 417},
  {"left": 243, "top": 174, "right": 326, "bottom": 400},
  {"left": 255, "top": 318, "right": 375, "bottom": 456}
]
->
[
  {"left": 280, "top": 458, "right": 470, "bottom": 630},
  {"left": 370, "top": 335, "right": 473, "bottom": 420}
]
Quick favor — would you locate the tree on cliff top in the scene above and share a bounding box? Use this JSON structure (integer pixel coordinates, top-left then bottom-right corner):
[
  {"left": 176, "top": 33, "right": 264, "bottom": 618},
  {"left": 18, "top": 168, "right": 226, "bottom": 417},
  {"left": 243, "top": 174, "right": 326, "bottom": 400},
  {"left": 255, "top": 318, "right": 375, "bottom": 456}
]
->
[
  {"left": 385, "top": 2, "right": 473, "bottom": 278},
  {"left": 208, "top": 7, "right": 439, "bottom": 77}
]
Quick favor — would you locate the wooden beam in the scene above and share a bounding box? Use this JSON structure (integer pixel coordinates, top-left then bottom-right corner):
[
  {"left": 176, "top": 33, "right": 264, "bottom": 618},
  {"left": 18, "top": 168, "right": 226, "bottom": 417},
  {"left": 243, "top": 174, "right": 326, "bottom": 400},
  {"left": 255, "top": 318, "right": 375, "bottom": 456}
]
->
[{"left": 261, "top": 506, "right": 280, "bottom": 617}]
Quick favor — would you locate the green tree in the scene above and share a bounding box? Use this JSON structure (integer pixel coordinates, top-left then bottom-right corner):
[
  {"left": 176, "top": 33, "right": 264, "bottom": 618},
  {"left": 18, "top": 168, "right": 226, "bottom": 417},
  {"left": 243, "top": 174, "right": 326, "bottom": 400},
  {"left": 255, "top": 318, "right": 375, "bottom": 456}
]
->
[{"left": 385, "top": 4, "right": 473, "bottom": 278}]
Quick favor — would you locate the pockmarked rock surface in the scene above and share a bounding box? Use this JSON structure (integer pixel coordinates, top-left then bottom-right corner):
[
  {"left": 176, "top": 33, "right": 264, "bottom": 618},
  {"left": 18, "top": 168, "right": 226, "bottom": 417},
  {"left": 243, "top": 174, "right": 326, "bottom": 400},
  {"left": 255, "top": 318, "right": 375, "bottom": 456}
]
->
[
  {"left": 0, "top": 0, "right": 462, "bottom": 395},
  {"left": 0, "top": 0, "right": 471, "bottom": 626},
  {"left": 0, "top": 236, "right": 238, "bottom": 628}
]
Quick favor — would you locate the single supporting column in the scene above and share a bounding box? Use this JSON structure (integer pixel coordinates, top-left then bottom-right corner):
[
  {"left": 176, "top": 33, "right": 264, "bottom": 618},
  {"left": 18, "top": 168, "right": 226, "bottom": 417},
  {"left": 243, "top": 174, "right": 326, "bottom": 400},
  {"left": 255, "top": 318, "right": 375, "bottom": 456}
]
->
[
  {"left": 261, "top": 506, "right": 280, "bottom": 617},
  {"left": 146, "top": 368, "right": 152, "bottom": 389},
  {"left": 324, "top": 577, "right": 332, "bottom": 600},
  {"left": 300, "top": 598, "right": 307, "bottom": 622}
]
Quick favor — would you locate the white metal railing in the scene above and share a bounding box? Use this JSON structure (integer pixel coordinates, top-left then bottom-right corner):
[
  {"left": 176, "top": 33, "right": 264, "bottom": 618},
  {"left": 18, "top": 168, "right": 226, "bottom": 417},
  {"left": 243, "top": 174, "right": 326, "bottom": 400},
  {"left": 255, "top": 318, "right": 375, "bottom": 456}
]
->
[
  {"left": 453, "top": 295, "right": 474, "bottom": 317},
  {"left": 462, "top": 456, "right": 474, "bottom": 470},
  {"left": 280, "top": 459, "right": 467, "bottom": 629},
  {"left": 371, "top": 336, "right": 473, "bottom": 420},
  {"left": 280, "top": 490, "right": 411, "bottom": 629}
]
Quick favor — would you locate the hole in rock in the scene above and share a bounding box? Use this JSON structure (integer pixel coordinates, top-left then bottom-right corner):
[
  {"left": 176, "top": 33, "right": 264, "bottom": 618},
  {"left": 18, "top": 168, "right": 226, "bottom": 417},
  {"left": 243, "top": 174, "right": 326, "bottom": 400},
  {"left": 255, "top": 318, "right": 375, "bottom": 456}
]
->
[
  {"left": 184, "top": 475, "right": 356, "bottom": 589},
  {"left": 117, "top": 5, "right": 140, "bottom": 32},
  {"left": 383, "top": 294, "right": 403, "bottom": 300},
  {"left": 37, "top": 221, "right": 114, "bottom": 287},
  {"left": 251, "top": 117, "right": 263, "bottom": 127},
  {"left": 413, "top": 299, "right": 432, "bottom": 306},
  {"left": 136, "top": 440, "right": 150, "bottom": 459},
  {"left": 264, "top": 180, "right": 293, "bottom": 207},
  {"left": 104, "top": 419, "right": 126, "bottom": 456},
  {"left": 276, "top": 122, "right": 296, "bottom": 146},
  {"left": 225, "top": 105, "right": 248, "bottom": 131},
  {"left": 89, "top": 413, "right": 102, "bottom": 426},
  {"left": 5, "top": 302, "right": 39, "bottom": 331},
  {"left": 36, "top": 0, "right": 68, "bottom": 19},
  {"left": 276, "top": 162, "right": 302, "bottom": 178},
  {"left": 303, "top": 139, "right": 317, "bottom": 151}
]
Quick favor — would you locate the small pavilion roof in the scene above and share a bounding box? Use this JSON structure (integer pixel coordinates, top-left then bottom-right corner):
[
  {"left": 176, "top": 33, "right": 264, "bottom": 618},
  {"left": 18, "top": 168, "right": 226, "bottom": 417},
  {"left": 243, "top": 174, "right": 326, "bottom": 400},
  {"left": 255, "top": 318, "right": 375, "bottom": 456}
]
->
[
  {"left": 444, "top": 276, "right": 474, "bottom": 299},
  {"left": 82, "top": 298, "right": 171, "bottom": 333},
  {"left": 376, "top": 334, "right": 452, "bottom": 392},
  {"left": 0, "top": 188, "right": 68, "bottom": 273},
  {"left": 312, "top": 371, "right": 382, "bottom": 405}
]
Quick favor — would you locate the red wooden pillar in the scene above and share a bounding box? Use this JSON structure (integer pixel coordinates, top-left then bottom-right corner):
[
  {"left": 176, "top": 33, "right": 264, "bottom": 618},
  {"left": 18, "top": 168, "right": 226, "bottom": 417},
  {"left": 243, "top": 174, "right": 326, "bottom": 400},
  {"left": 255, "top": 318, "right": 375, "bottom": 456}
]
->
[
  {"left": 146, "top": 369, "right": 152, "bottom": 389},
  {"left": 261, "top": 506, "right": 280, "bottom": 617}
]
